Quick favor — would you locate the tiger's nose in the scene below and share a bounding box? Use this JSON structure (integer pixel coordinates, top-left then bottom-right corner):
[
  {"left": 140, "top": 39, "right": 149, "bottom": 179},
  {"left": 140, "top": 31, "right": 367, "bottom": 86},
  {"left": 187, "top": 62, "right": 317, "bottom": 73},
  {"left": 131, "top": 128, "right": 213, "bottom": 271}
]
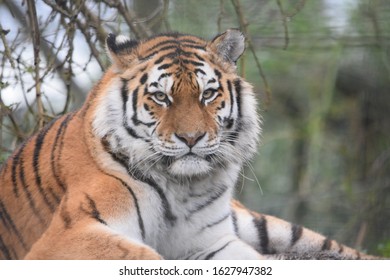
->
[{"left": 175, "top": 132, "right": 206, "bottom": 148}]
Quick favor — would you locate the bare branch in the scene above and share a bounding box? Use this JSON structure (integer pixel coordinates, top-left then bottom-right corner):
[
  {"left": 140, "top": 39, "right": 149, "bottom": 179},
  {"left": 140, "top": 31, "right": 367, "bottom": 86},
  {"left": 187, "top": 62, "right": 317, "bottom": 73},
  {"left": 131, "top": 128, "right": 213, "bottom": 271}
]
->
[
  {"left": 276, "top": 0, "right": 289, "bottom": 50},
  {"left": 0, "top": 23, "right": 15, "bottom": 69},
  {"left": 27, "top": 0, "right": 45, "bottom": 129},
  {"left": 230, "top": 0, "right": 272, "bottom": 107},
  {"left": 217, "top": 0, "right": 225, "bottom": 34},
  {"left": 283, "top": 0, "right": 306, "bottom": 18},
  {"left": 101, "top": 0, "right": 152, "bottom": 39}
]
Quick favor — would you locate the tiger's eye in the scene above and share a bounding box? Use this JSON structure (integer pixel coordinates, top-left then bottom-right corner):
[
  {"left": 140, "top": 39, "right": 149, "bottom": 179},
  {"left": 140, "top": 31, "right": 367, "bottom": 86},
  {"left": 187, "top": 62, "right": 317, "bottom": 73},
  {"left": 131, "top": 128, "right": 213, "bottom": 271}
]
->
[
  {"left": 154, "top": 92, "right": 166, "bottom": 101},
  {"left": 203, "top": 89, "right": 214, "bottom": 100}
]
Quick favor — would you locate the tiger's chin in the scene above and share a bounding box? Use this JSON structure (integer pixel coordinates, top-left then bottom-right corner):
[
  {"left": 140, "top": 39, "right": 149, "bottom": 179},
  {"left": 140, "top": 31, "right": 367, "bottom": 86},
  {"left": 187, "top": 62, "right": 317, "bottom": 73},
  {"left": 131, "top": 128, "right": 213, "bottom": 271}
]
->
[{"left": 167, "top": 155, "right": 212, "bottom": 178}]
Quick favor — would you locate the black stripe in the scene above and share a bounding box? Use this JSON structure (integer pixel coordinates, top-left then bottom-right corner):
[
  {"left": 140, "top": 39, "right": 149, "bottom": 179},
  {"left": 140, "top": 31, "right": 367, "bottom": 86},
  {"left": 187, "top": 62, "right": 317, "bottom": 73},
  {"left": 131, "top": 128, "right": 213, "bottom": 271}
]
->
[
  {"left": 194, "top": 68, "right": 206, "bottom": 76},
  {"left": 158, "top": 73, "right": 171, "bottom": 81},
  {"left": 149, "top": 82, "right": 158, "bottom": 88},
  {"left": 131, "top": 88, "right": 155, "bottom": 128},
  {"left": 18, "top": 146, "right": 46, "bottom": 225},
  {"left": 233, "top": 79, "right": 242, "bottom": 118},
  {"left": 200, "top": 213, "right": 230, "bottom": 232},
  {"left": 107, "top": 177, "right": 146, "bottom": 241},
  {"left": 121, "top": 78, "right": 129, "bottom": 113},
  {"left": 48, "top": 187, "right": 60, "bottom": 204},
  {"left": 143, "top": 46, "right": 178, "bottom": 62},
  {"left": 193, "top": 53, "right": 205, "bottom": 62},
  {"left": 204, "top": 241, "right": 233, "bottom": 260},
  {"left": 321, "top": 238, "right": 332, "bottom": 250},
  {"left": 214, "top": 69, "right": 222, "bottom": 79},
  {"left": 227, "top": 80, "right": 234, "bottom": 119},
  {"left": 101, "top": 137, "right": 176, "bottom": 226},
  {"left": 140, "top": 73, "right": 148, "bottom": 85},
  {"left": 124, "top": 125, "right": 142, "bottom": 139},
  {"left": 33, "top": 120, "right": 57, "bottom": 212},
  {"left": 154, "top": 55, "right": 165, "bottom": 65},
  {"left": 146, "top": 40, "right": 179, "bottom": 54},
  {"left": 181, "top": 44, "right": 206, "bottom": 50},
  {"left": 157, "top": 45, "right": 179, "bottom": 53},
  {"left": 226, "top": 130, "right": 239, "bottom": 146},
  {"left": 60, "top": 194, "right": 72, "bottom": 229},
  {"left": 207, "top": 78, "right": 216, "bottom": 84},
  {"left": 253, "top": 215, "right": 271, "bottom": 254},
  {"left": 50, "top": 113, "right": 74, "bottom": 192},
  {"left": 121, "top": 80, "right": 143, "bottom": 139},
  {"left": 178, "top": 38, "right": 202, "bottom": 44},
  {"left": 187, "top": 186, "right": 227, "bottom": 217},
  {"left": 166, "top": 48, "right": 194, "bottom": 59},
  {"left": 130, "top": 168, "right": 177, "bottom": 225},
  {"left": 218, "top": 101, "right": 226, "bottom": 110},
  {"left": 173, "top": 79, "right": 182, "bottom": 92},
  {"left": 291, "top": 224, "right": 303, "bottom": 246},
  {"left": 90, "top": 161, "right": 147, "bottom": 242},
  {"left": 101, "top": 137, "right": 130, "bottom": 170},
  {"left": 158, "top": 63, "right": 174, "bottom": 70},
  {"left": 142, "top": 38, "right": 204, "bottom": 59},
  {"left": 0, "top": 200, "right": 27, "bottom": 249},
  {"left": 231, "top": 210, "right": 239, "bottom": 236},
  {"left": 181, "top": 59, "right": 204, "bottom": 67},
  {"left": 11, "top": 143, "right": 27, "bottom": 197},
  {"left": 124, "top": 184, "right": 146, "bottom": 241},
  {"left": 131, "top": 87, "right": 140, "bottom": 125},
  {"left": 0, "top": 234, "right": 12, "bottom": 259},
  {"left": 83, "top": 194, "right": 107, "bottom": 225}
]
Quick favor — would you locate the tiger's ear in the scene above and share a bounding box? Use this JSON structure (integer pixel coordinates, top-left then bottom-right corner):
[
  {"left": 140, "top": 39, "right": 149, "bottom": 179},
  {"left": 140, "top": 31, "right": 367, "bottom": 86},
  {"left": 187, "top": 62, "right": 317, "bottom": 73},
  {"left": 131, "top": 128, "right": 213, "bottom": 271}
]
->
[
  {"left": 106, "top": 33, "right": 139, "bottom": 72},
  {"left": 209, "top": 29, "right": 245, "bottom": 64}
]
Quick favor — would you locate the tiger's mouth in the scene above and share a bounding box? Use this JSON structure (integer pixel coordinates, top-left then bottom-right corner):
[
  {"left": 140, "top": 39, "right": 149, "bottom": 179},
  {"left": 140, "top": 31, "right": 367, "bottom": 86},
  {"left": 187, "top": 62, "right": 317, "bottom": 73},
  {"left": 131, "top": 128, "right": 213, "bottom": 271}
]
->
[
  {"left": 158, "top": 152, "right": 214, "bottom": 177},
  {"left": 153, "top": 138, "right": 222, "bottom": 177}
]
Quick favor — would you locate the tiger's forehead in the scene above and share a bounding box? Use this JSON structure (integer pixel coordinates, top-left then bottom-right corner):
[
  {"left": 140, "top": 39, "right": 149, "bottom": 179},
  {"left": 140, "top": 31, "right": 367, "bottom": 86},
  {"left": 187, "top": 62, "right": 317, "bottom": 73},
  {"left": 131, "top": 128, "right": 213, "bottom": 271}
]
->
[
  {"left": 132, "top": 34, "right": 221, "bottom": 94},
  {"left": 137, "top": 33, "right": 207, "bottom": 60},
  {"left": 146, "top": 58, "right": 219, "bottom": 96}
]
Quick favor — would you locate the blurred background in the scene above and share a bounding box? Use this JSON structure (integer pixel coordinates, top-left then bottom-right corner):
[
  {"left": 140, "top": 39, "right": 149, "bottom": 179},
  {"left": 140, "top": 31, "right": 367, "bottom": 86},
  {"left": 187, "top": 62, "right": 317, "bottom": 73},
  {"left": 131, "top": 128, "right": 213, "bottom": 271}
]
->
[{"left": 0, "top": 0, "right": 389, "bottom": 256}]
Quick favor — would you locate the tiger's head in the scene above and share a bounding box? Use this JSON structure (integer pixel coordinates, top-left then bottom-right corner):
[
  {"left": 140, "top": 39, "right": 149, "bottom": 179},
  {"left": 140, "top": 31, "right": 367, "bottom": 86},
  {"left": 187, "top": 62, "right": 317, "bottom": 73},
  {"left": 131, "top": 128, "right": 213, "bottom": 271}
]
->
[{"left": 92, "top": 30, "right": 260, "bottom": 179}]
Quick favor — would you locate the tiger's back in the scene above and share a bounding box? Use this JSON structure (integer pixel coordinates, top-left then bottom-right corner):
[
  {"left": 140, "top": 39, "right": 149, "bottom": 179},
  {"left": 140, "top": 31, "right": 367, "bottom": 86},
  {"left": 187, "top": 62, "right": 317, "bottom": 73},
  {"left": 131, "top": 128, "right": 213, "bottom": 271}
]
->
[
  {"left": 0, "top": 112, "right": 81, "bottom": 258},
  {"left": 0, "top": 66, "right": 140, "bottom": 259}
]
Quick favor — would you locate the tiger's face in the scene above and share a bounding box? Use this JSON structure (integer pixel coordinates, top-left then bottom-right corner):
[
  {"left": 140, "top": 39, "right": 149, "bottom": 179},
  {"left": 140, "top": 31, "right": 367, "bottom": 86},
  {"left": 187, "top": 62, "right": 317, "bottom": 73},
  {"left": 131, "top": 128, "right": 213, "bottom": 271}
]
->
[{"left": 93, "top": 30, "right": 260, "bottom": 179}]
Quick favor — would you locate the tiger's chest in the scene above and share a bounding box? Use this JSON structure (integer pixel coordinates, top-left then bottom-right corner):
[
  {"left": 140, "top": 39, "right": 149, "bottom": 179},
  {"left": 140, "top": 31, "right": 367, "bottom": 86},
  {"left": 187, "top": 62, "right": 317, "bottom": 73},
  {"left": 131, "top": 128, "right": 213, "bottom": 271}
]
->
[{"left": 134, "top": 170, "right": 237, "bottom": 259}]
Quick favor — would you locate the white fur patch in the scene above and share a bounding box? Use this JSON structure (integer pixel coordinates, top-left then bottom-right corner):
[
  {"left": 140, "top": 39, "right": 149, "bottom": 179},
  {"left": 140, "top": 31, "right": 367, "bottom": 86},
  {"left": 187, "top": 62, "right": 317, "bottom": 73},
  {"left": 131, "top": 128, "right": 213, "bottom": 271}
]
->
[{"left": 115, "top": 34, "right": 131, "bottom": 45}]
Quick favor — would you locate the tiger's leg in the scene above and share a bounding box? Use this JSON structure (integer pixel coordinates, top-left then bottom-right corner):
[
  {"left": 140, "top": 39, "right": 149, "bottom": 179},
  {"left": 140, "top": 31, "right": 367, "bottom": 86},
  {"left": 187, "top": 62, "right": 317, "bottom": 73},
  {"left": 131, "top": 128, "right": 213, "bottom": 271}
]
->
[
  {"left": 24, "top": 215, "right": 161, "bottom": 260},
  {"left": 23, "top": 181, "right": 162, "bottom": 260},
  {"left": 231, "top": 200, "right": 375, "bottom": 259},
  {"left": 186, "top": 235, "right": 266, "bottom": 260}
]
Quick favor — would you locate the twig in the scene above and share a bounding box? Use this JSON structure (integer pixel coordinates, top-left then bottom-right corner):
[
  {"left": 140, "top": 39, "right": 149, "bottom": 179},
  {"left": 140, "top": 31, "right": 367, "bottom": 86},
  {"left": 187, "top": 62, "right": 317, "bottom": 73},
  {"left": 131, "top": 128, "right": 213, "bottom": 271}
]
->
[
  {"left": 0, "top": 23, "right": 16, "bottom": 69},
  {"left": 276, "top": 0, "right": 289, "bottom": 50},
  {"left": 275, "top": 0, "right": 306, "bottom": 50},
  {"left": 284, "top": 0, "right": 306, "bottom": 18},
  {"left": 77, "top": 0, "right": 108, "bottom": 45},
  {"left": 217, "top": 0, "right": 225, "bottom": 34},
  {"left": 27, "top": 0, "right": 45, "bottom": 129},
  {"left": 0, "top": 102, "right": 26, "bottom": 141},
  {"left": 230, "top": 0, "right": 272, "bottom": 107},
  {"left": 101, "top": 0, "right": 152, "bottom": 39}
]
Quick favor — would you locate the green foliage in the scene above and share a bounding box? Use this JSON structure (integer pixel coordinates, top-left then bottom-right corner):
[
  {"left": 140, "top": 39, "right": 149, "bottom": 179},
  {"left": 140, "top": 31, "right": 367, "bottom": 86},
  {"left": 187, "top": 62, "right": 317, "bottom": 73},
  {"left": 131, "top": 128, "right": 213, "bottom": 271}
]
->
[{"left": 376, "top": 241, "right": 390, "bottom": 258}]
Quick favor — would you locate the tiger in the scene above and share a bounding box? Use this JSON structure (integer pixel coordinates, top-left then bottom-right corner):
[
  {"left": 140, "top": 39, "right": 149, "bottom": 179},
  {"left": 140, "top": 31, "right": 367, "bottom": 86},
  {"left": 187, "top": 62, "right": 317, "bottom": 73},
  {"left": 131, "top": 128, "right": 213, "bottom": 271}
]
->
[{"left": 0, "top": 29, "right": 376, "bottom": 260}]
